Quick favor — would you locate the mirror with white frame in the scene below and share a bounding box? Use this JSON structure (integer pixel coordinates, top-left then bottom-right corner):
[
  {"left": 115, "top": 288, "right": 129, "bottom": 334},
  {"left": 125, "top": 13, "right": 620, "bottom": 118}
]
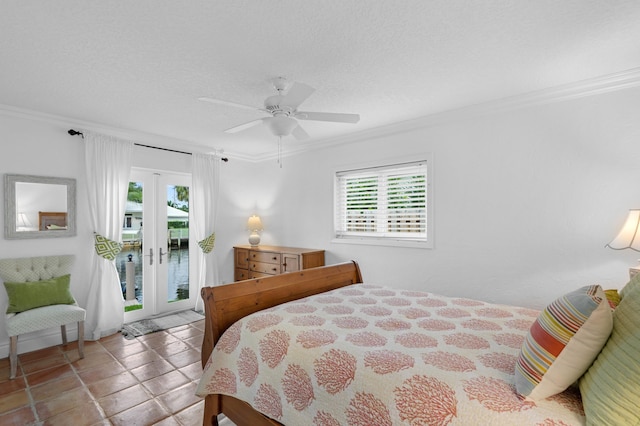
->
[{"left": 4, "top": 174, "right": 77, "bottom": 239}]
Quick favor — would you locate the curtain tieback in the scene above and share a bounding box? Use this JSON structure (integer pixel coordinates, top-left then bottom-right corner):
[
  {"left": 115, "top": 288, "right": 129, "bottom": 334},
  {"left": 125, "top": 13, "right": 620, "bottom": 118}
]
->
[
  {"left": 198, "top": 232, "right": 216, "bottom": 254},
  {"left": 94, "top": 233, "right": 123, "bottom": 261}
]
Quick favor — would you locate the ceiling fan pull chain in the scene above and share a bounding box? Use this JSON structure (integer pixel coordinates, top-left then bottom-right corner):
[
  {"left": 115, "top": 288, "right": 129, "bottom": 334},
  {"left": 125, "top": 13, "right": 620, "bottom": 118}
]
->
[{"left": 278, "top": 136, "right": 283, "bottom": 168}]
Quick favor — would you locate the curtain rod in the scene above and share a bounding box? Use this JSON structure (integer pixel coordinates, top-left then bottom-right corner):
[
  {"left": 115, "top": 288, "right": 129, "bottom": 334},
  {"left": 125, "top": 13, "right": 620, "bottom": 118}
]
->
[{"left": 68, "top": 129, "right": 229, "bottom": 162}]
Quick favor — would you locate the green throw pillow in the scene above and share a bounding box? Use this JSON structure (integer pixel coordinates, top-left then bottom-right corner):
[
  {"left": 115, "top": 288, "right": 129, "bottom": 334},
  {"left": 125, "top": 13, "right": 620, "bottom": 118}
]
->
[
  {"left": 3, "top": 274, "right": 75, "bottom": 314},
  {"left": 579, "top": 279, "right": 640, "bottom": 425}
]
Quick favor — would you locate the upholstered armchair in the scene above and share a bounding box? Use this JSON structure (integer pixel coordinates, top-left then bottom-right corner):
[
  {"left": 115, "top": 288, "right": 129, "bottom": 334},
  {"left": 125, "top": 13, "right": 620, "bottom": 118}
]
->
[{"left": 0, "top": 255, "right": 86, "bottom": 379}]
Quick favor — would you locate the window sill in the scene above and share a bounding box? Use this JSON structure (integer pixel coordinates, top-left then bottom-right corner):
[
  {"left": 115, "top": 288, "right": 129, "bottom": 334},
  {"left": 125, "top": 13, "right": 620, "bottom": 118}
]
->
[{"left": 331, "top": 237, "right": 433, "bottom": 249}]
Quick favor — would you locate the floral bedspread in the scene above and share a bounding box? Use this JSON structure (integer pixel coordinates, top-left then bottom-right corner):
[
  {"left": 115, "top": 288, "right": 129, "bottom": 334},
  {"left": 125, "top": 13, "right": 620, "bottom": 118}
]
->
[{"left": 196, "top": 284, "right": 585, "bottom": 425}]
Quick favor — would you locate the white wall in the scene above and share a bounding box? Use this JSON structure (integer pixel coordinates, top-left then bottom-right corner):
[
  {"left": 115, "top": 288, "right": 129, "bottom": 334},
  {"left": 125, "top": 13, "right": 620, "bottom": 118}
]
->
[
  {"left": 1, "top": 86, "right": 640, "bottom": 357},
  {"left": 0, "top": 114, "right": 91, "bottom": 356},
  {"left": 269, "top": 87, "right": 640, "bottom": 309}
]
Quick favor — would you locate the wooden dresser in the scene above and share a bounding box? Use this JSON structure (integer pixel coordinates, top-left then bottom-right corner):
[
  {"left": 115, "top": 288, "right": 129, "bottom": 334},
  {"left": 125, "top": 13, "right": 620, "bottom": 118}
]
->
[{"left": 233, "top": 245, "right": 325, "bottom": 281}]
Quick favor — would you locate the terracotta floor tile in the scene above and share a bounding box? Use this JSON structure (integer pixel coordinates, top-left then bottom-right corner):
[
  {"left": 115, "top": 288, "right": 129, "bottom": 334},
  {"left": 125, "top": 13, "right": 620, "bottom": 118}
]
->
[
  {"left": 165, "top": 348, "right": 201, "bottom": 369},
  {"left": 143, "top": 370, "right": 189, "bottom": 397},
  {"left": 0, "top": 363, "right": 22, "bottom": 381},
  {"left": 0, "top": 375, "right": 27, "bottom": 397},
  {"left": 174, "top": 399, "right": 205, "bottom": 425},
  {"left": 62, "top": 339, "right": 105, "bottom": 355},
  {"left": 166, "top": 323, "right": 191, "bottom": 333},
  {"left": 168, "top": 326, "right": 202, "bottom": 340},
  {"left": 130, "top": 358, "right": 174, "bottom": 382},
  {"left": 157, "top": 381, "right": 202, "bottom": 414},
  {"left": 183, "top": 334, "right": 204, "bottom": 349},
  {"left": 17, "top": 346, "right": 63, "bottom": 364},
  {"left": 20, "top": 353, "right": 67, "bottom": 375},
  {"left": 0, "top": 405, "right": 37, "bottom": 426},
  {"left": 153, "top": 340, "right": 190, "bottom": 358},
  {"left": 0, "top": 389, "right": 30, "bottom": 413},
  {"left": 25, "top": 363, "right": 74, "bottom": 387},
  {"left": 139, "top": 332, "right": 179, "bottom": 349},
  {"left": 119, "top": 348, "right": 162, "bottom": 370},
  {"left": 103, "top": 340, "right": 147, "bottom": 359},
  {"left": 153, "top": 415, "right": 182, "bottom": 426},
  {"left": 97, "top": 383, "right": 151, "bottom": 418},
  {"left": 78, "top": 360, "right": 126, "bottom": 384},
  {"left": 30, "top": 374, "right": 83, "bottom": 402},
  {"left": 0, "top": 315, "right": 206, "bottom": 426},
  {"left": 179, "top": 361, "right": 203, "bottom": 381},
  {"left": 35, "top": 387, "right": 93, "bottom": 420},
  {"left": 191, "top": 320, "right": 206, "bottom": 331},
  {"left": 87, "top": 371, "right": 138, "bottom": 399},
  {"left": 99, "top": 331, "right": 133, "bottom": 347},
  {"left": 42, "top": 401, "right": 104, "bottom": 426},
  {"left": 72, "top": 351, "right": 118, "bottom": 372},
  {"left": 109, "top": 399, "right": 169, "bottom": 426}
]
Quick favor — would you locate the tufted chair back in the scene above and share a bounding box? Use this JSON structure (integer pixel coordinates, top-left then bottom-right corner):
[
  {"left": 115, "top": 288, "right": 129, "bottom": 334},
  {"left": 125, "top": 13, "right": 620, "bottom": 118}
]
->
[{"left": 0, "top": 255, "right": 75, "bottom": 283}]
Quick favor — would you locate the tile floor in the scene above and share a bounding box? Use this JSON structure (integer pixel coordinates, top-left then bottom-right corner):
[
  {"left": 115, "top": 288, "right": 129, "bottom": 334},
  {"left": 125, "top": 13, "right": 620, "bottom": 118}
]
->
[{"left": 0, "top": 319, "right": 208, "bottom": 425}]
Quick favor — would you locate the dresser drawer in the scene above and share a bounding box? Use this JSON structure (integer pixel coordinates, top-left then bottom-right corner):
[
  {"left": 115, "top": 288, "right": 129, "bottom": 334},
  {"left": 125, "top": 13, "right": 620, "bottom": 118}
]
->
[
  {"left": 234, "top": 268, "right": 249, "bottom": 281},
  {"left": 249, "top": 251, "right": 281, "bottom": 264},
  {"left": 250, "top": 260, "right": 280, "bottom": 275},
  {"left": 249, "top": 271, "right": 273, "bottom": 279},
  {"left": 235, "top": 248, "right": 249, "bottom": 269}
]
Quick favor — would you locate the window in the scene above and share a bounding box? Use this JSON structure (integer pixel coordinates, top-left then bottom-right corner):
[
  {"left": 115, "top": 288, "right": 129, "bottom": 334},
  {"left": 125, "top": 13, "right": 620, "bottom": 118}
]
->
[{"left": 334, "top": 159, "right": 432, "bottom": 247}]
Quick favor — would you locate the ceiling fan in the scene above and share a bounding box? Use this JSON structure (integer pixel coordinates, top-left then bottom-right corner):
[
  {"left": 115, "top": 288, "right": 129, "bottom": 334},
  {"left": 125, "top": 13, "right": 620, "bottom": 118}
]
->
[{"left": 198, "top": 77, "right": 360, "bottom": 140}]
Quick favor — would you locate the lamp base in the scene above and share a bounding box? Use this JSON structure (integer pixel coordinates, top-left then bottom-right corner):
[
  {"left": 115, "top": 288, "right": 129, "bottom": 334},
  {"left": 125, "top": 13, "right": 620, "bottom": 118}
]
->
[{"left": 248, "top": 232, "right": 260, "bottom": 247}]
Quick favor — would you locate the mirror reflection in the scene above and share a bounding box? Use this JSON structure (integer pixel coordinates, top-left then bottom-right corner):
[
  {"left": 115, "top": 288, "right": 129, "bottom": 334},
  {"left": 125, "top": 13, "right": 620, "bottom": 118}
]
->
[
  {"left": 4, "top": 174, "right": 76, "bottom": 239},
  {"left": 15, "top": 182, "right": 68, "bottom": 231}
]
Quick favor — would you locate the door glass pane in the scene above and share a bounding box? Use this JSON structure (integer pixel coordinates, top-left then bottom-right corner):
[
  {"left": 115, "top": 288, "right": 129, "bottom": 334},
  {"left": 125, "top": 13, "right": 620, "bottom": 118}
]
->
[
  {"left": 167, "top": 184, "right": 189, "bottom": 303},
  {"left": 119, "top": 181, "right": 144, "bottom": 312}
]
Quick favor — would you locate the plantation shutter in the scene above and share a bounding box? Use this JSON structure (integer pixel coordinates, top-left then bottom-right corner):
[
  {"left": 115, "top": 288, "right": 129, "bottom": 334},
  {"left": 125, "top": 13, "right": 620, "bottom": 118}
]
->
[{"left": 335, "top": 160, "right": 427, "bottom": 241}]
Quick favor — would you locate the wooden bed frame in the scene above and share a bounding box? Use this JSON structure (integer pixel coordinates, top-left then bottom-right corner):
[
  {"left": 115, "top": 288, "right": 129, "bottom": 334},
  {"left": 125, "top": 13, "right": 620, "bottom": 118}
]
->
[
  {"left": 38, "top": 211, "right": 67, "bottom": 230},
  {"left": 199, "top": 261, "right": 363, "bottom": 426}
]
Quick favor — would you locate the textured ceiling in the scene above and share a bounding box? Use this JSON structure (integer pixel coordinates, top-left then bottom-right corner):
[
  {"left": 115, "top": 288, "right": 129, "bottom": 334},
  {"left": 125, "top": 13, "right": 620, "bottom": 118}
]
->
[{"left": 2, "top": 1, "right": 640, "bottom": 160}]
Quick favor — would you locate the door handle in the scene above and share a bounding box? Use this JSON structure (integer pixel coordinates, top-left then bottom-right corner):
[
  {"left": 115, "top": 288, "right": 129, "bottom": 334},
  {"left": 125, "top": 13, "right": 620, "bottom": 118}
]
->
[
  {"left": 159, "top": 247, "right": 166, "bottom": 264},
  {"left": 145, "top": 248, "right": 153, "bottom": 266}
]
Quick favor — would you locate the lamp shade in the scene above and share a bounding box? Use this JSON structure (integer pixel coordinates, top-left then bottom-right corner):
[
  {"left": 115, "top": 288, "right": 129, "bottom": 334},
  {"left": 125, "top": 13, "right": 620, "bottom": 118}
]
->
[
  {"left": 247, "top": 215, "right": 263, "bottom": 231},
  {"left": 16, "top": 212, "right": 31, "bottom": 228},
  {"left": 606, "top": 209, "right": 640, "bottom": 251}
]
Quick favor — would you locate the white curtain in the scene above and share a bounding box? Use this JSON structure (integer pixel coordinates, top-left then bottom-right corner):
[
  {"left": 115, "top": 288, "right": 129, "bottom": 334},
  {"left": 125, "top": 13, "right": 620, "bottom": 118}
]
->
[
  {"left": 192, "top": 153, "right": 221, "bottom": 311},
  {"left": 84, "top": 132, "right": 133, "bottom": 340}
]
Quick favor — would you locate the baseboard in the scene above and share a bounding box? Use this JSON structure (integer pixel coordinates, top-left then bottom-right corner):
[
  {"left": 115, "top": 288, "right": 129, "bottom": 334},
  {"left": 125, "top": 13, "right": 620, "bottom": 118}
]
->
[{"left": 0, "top": 323, "right": 80, "bottom": 359}]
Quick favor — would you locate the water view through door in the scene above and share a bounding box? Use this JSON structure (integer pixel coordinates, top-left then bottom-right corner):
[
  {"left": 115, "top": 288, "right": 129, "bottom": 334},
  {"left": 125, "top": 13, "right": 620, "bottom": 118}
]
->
[{"left": 118, "top": 170, "right": 195, "bottom": 321}]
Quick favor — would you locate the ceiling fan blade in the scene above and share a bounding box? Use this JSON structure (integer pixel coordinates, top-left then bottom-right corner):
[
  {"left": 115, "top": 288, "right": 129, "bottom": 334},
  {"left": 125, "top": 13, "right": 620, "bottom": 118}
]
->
[
  {"left": 291, "top": 125, "right": 310, "bottom": 141},
  {"left": 198, "top": 97, "right": 262, "bottom": 112},
  {"left": 224, "top": 118, "right": 265, "bottom": 134},
  {"left": 295, "top": 111, "right": 360, "bottom": 124},
  {"left": 281, "top": 82, "right": 315, "bottom": 109}
]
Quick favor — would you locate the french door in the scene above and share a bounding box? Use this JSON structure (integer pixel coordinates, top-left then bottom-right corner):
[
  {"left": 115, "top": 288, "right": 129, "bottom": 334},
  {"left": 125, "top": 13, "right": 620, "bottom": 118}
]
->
[{"left": 120, "top": 169, "right": 195, "bottom": 322}]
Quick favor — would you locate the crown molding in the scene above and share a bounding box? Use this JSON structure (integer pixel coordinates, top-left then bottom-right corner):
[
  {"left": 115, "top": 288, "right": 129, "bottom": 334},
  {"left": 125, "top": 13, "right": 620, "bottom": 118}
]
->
[
  {"left": 279, "top": 66, "right": 640, "bottom": 159},
  {"left": 0, "top": 103, "right": 243, "bottom": 159},
  {"left": 3, "top": 67, "right": 640, "bottom": 163}
]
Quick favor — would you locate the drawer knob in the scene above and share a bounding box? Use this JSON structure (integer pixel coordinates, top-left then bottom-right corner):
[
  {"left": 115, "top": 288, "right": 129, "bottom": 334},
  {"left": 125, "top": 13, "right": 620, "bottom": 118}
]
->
[{"left": 272, "top": 268, "right": 277, "bottom": 272}]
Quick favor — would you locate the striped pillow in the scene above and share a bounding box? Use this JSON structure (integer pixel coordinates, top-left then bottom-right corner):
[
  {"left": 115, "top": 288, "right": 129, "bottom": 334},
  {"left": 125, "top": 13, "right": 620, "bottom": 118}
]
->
[{"left": 515, "top": 285, "right": 613, "bottom": 400}]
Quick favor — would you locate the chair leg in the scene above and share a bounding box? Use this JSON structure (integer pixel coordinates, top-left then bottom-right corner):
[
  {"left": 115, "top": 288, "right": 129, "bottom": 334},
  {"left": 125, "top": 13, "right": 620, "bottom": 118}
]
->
[
  {"left": 77, "top": 321, "right": 85, "bottom": 359},
  {"left": 9, "top": 336, "right": 17, "bottom": 380},
  {"left": 61, "top": 324, "right": 68, "bottom": 345}
]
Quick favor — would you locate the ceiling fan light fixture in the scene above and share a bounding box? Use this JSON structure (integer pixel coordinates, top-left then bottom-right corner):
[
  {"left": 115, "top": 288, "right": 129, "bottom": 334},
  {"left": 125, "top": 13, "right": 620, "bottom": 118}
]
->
[{"left": 268, "top": 116, "right": 298, "bottom": 137}]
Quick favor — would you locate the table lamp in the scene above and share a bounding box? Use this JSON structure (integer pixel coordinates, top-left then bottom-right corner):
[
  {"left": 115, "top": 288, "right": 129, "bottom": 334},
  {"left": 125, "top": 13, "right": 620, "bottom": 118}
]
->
[{"left": 247, "top": 215, "right": 263, "bottom": 246}]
